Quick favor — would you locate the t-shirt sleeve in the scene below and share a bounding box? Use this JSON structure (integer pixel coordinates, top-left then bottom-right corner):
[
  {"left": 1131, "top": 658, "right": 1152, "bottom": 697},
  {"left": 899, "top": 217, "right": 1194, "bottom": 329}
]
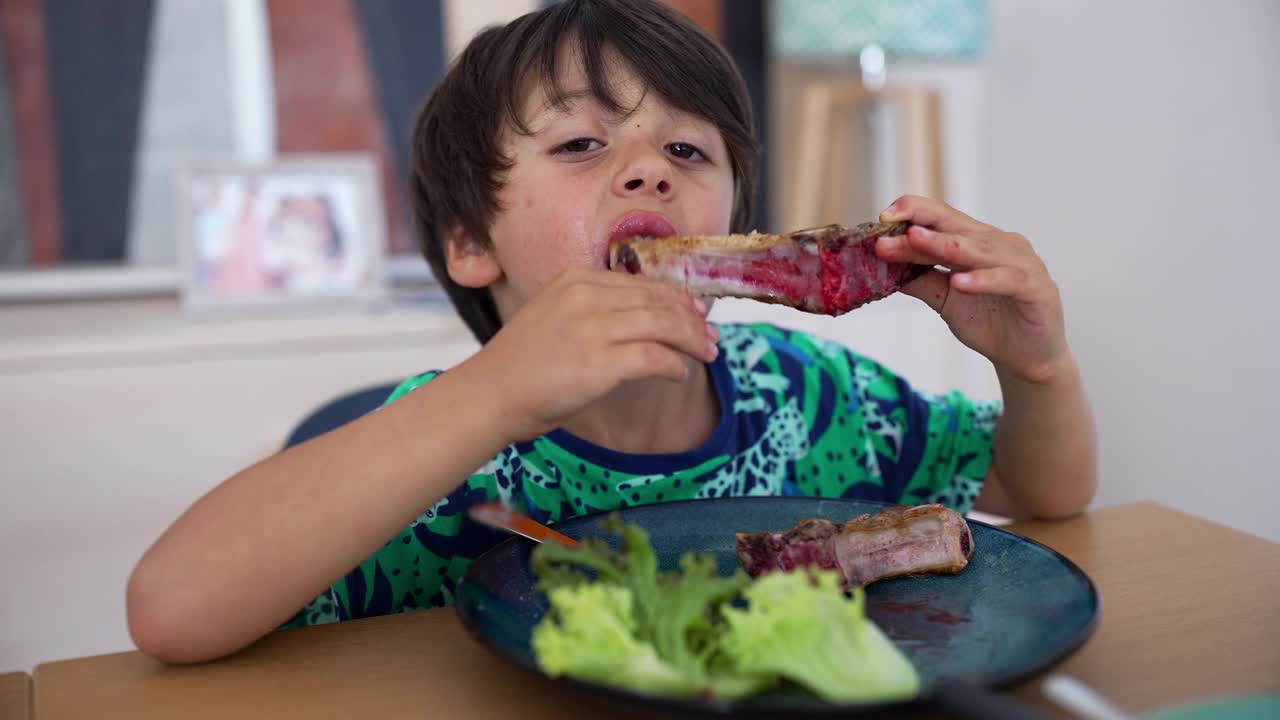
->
[
  {"left": 280, "top": 370, "right": 506, "bottom": 629},
  {"left": 280, "top": 473, "right": 505, "bottom": 628},
  {"left": 790, "top": 329, "right": 1000, "bottom": 515}
]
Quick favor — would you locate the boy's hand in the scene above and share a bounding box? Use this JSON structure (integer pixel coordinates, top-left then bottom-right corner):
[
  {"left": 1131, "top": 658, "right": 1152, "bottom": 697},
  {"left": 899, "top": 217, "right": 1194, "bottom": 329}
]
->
[
  {"left": 457, "top": 267, "right": 718, "bottom": 444},
  {"left": 875, "top": 195, "right": 1070, "bottom": 384}
]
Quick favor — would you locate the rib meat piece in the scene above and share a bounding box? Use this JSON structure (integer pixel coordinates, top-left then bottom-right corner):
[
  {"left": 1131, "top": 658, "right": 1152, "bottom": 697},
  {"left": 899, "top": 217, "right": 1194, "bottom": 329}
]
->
[
  {"left": 608, "top": 222, "right": 927, "bottom": 316},
  {"left": 735, "top": 504, "right": 974, "bottom": 588}
]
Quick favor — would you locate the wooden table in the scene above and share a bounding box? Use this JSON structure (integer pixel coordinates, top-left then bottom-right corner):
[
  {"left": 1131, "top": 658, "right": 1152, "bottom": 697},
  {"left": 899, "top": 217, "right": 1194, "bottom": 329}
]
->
[
  {"left": 1, "top": 671, "right": 31, "bottom": 720},
  {"left": 31, "top": 503, "right": 1280, "bottom": 719}
]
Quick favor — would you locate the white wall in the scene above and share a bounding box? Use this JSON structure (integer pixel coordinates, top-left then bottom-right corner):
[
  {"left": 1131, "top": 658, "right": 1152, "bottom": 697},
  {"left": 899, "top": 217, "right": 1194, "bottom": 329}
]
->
[
  {"left": 0, "top": 301, "right": 479, "bottom": 673},
  {"left": 443, "top": 0, "right": 539, "bottom": 60},
  {"left": 742, "top": 0, "right": 1279, "bottom": 543},
  {"left": 978, "top": 0, "right": 1280, "bottom": 541}
]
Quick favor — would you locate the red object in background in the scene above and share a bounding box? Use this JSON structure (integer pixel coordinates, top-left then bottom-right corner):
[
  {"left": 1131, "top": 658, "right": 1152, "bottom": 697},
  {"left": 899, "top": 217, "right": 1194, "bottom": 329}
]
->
[
  {"left": 0, "top": 0, "right": 64, "bottom": 265},
  {"left": 265, "top": 0, "right": 410, "bottom": 255},
  {"left": 660, "top": 0, "right": 725, "bottom": 40}
]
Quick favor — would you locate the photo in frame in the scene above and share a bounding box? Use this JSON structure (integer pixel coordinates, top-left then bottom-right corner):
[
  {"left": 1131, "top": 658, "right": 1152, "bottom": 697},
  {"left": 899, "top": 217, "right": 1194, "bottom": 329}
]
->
[{"left": 174, "top": 154, "right": 388, "bottom": 310}]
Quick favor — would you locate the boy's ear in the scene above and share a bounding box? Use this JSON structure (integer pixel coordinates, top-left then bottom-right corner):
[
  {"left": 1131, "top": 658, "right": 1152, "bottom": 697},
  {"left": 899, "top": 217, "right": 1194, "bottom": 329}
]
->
[{"left": 444, "top": 225, "right": 502, "bottom": 288}]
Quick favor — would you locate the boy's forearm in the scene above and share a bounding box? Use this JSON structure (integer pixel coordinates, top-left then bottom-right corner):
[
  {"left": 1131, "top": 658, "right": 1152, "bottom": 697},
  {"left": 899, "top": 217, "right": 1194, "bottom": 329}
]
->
[
  {"left": 991, "top": 355, "right": 1098, "bottom": 519},
  {"left": 127, "top": 365, "right": 510, "bottom": 663}
]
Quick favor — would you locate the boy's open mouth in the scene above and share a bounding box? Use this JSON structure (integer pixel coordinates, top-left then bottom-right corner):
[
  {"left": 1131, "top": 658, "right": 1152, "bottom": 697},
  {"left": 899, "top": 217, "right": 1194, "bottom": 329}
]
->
[
  {"left": 606, "top": 211, "right": 678, "bottom": 266},
  {"left": 605, "top": 210, "right": 714, "bottom": 317}
]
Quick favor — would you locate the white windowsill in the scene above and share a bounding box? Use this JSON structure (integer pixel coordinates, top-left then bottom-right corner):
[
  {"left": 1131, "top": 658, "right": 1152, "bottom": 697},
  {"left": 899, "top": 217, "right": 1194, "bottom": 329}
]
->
[
  {"left": 0, "top": 266, "right": 183, "bottom": 302},
  {"left": 0, "top": 256, "right": 434, "bottom": 302},
  {"left": 0, "top": 294, "right": 473, "bottom": 374}
]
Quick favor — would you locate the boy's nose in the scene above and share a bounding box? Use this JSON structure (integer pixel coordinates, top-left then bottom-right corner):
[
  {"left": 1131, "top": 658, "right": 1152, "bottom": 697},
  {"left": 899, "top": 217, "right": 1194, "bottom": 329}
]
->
[
  {"left": 615, "top": 150, "right": 673, "bottom": 199},
  {"left": 622, "top": 177, "right": 671, "bottom": 195}
]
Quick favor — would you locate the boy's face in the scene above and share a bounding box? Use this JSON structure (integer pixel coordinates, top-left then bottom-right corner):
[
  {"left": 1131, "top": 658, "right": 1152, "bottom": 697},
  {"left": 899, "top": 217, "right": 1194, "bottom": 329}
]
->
[{"left": 449, "top": 46, "right": 736, "bottom": 319}]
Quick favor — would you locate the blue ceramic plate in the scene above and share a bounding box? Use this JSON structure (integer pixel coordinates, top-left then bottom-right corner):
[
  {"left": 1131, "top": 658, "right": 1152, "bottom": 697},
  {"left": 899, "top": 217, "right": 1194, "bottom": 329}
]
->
[{"left": 455, "top": 497, "right": 1100, "bottom": 716}]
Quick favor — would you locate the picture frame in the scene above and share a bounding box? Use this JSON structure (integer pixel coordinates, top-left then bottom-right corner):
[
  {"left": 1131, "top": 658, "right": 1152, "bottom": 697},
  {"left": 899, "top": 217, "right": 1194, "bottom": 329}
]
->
[{"left": 174, "top": 153, "right": 388, "bottom": 311}]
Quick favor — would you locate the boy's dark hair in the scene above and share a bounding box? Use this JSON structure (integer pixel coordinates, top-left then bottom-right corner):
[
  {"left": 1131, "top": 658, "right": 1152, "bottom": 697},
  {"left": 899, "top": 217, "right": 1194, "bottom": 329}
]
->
[{"left": 409, "top": 0, "right": 760, "bottom": 344}]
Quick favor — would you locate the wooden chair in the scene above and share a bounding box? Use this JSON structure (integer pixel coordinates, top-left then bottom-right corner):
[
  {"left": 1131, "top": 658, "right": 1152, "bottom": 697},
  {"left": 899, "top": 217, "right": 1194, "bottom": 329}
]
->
[
  {"left": 282, "top": 382, "right": 401, "bottom": 449},
  {"left": 0, "top": 672, "right": 32, "bottom": 720},
  {"left": 788, "top": 78, "right": 945, "bottom": 229}
]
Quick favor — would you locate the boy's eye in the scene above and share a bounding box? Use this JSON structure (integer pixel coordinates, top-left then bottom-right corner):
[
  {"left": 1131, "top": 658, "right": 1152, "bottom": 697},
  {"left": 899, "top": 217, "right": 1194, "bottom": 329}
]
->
[
  {"left": 666, "top": 142, "right": 707, "bottom": 161},
  {"left": 556, "top": 138, "right": 603, "bottom": 154}
]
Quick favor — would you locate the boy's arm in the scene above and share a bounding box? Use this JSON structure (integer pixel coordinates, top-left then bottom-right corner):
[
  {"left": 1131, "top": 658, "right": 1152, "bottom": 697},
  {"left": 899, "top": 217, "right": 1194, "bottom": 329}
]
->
[
  {"left": 876, "top": 196, "right": 1098, "bottom": 520},
  {"left": 127, "top": 267, "right": 715, "bottom": 664},
  {"left": 126, "top": 367, "right": 510, "bottom": 663},
  {"left": 974, "top": 358, "right": 1097, "bottom": 519}
]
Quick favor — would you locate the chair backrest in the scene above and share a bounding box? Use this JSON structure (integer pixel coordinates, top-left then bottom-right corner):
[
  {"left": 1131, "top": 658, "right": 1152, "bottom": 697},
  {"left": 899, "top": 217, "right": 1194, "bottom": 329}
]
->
[{"left": 283, "top": 382, "right": 400, "bottom": 449}]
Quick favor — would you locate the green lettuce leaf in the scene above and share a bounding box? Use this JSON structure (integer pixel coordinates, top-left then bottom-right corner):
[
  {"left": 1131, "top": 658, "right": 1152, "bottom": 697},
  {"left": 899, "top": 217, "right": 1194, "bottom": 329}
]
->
[
  {"left": 531, "top": 582, "right": 704, "bottom": 696},
  {"left": 719, "top": 569, "right": 921, "bottom": 703},
  {"left": 530, "top": 515, "right": 918, "bottom": 704},
  {"left": 531, "top": 516, "right": 771, "bottom": 699}
]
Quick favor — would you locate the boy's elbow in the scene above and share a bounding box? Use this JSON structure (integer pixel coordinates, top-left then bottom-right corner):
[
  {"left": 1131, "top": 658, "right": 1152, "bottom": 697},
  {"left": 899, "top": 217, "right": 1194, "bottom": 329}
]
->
[
  {"left": 126, "top": 565, "right": 230, "bottom": 664},
  {"left": 978, "top": 463, "right": 1096, "bottom": 521},
  {"left": 1029, "top": 471, "right": 1098, "bottom": 521},
  {"left": 127, "top": 566, "right": 191, "bottom": 663},
  {"left": 1028, "top": 499, "right": 1089, "bottom": 521}
]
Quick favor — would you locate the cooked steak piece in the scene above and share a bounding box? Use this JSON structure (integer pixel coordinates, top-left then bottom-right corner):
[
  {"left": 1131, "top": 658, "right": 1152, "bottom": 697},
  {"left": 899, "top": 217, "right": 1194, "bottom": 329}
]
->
[
  {"left": 608, "top": 221, "right": 927, "bottom": 316},
  {"left": 735, "top": 504, "right": 974, "bottom": 588}
]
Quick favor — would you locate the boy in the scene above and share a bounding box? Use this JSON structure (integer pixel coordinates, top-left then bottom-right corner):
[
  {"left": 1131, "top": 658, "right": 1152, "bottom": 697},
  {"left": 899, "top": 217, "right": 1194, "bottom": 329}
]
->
[{"left": 127, "top": 0, "right": 1095, "bottom": 663}]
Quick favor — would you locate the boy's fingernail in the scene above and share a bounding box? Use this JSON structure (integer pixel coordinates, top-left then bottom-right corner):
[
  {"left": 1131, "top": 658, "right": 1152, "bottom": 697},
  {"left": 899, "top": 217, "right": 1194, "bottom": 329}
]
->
[
  {"left": 880, "top": 204, "right": 905, "bottom": 221},
  {"left": 693, "top": 297, "right": 708, "bottom": 315},
  {"left": 706, "top": 322, "right": 720, "bottom": 342},
  {"left": 707, "top": 340, "right": 720, "bottom": 360},
  {"left": 879, "top": 235, "right": 903, "bottom": 250}
]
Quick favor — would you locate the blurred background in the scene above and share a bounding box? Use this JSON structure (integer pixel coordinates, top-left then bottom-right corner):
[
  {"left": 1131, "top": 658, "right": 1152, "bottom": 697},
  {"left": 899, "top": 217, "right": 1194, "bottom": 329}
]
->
[{"left": 1, "top": 0, "right": 1277, "bottom": 673}]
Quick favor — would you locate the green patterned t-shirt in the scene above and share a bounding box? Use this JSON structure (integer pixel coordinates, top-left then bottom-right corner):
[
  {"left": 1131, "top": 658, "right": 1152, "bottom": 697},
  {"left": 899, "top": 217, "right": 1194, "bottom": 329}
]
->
[{"left": 284, "top": 322, "right": 999, "bottom": 627}]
